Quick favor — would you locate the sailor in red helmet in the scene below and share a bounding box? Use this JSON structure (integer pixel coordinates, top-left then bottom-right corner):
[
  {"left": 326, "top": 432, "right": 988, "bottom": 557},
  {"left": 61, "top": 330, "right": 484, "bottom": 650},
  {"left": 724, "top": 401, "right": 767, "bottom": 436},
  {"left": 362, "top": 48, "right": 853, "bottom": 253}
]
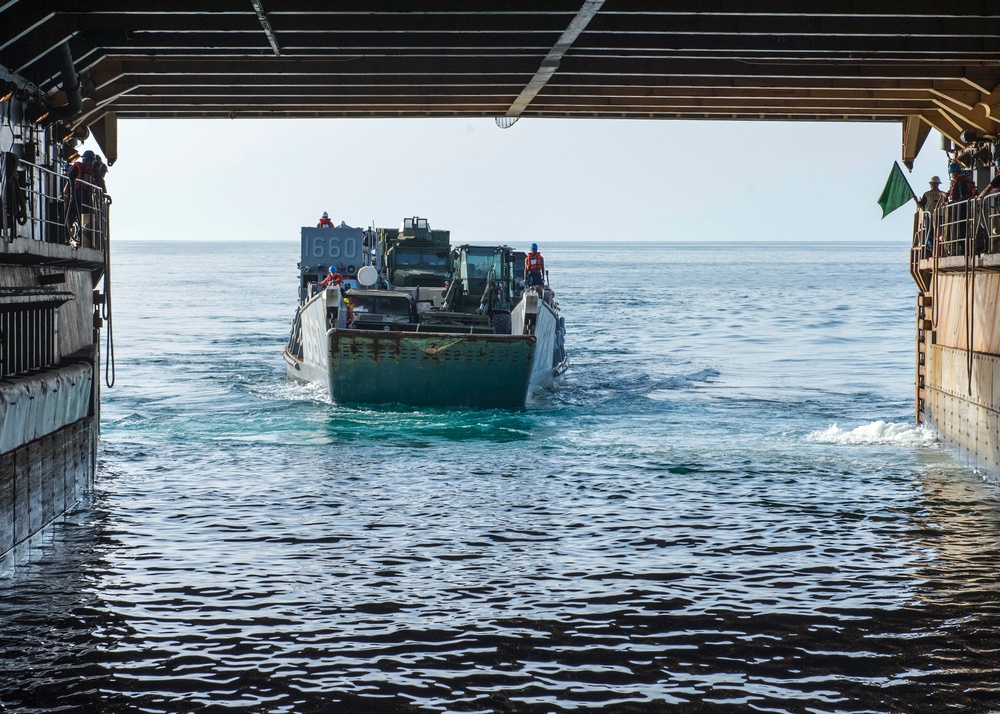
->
[
  {"left": 524, "top": 242, "right": 545, "bottom": 291},
  {"left": 317, "top": 211, "right": 334, "bottom": 228}
]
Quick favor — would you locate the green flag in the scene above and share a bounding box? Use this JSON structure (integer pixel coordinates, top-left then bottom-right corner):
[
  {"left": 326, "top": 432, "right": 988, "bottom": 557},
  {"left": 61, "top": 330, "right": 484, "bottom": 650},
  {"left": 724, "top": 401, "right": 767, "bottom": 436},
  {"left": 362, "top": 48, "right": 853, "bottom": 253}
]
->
[{"left": 877, "top": 161, "right": 916, "bottom": 218}]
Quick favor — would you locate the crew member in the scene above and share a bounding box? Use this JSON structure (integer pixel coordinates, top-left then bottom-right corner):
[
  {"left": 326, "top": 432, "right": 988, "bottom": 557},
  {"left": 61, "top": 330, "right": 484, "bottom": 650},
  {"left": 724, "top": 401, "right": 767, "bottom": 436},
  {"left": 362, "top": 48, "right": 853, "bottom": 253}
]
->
[
  {"left": 917, "top": 176, "right": 947, "bottom": 259},
  {"left": 944, "top": 163, "right": 977, "bottom": 255},
  {"left": 917, "top": 176, "right": 948, "bottom": 258},
  {"left": 917, "top": 176, "right": 947, "bottom": 213},
  {"left": 63, "top": 150, "right": 98, "bottom": 246},
  {"left": 977, "top": 158, "right": 1000, "bottom": 199},
  {"left": 92, "top": 154, "right": 109, "bottom": 192},
  {"left": 978, "top": 158, "right": 1000, "bottom": 253},
  {"left": 948, "top": 162, "right": 976, "bottom": 202},
  {"left": 318, "top": 265, "right": 343, "bottom": 289},
  {"left": 317, "top": 211, "right": 334, "bottom": 228},
  {"left": 524, "top": 243, "right": 545, "bottom": 290}
]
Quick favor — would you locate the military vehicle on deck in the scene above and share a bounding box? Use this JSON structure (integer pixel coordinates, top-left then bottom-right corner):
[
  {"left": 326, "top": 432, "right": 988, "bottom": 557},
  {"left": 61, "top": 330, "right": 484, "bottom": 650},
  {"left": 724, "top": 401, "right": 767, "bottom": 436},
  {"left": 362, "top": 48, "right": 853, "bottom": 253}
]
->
[
  {"left": 418, "top": 244, "right": 519, "bottom": 336},
  {"left": 379, "top": 216, "right": 451, "bottom": 288}
]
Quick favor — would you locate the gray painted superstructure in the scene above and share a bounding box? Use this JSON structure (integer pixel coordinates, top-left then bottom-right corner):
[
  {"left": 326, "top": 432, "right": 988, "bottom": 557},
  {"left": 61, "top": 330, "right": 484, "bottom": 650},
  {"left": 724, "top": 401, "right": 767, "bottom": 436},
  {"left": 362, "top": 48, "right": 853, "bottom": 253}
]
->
[{"left": 0, "top": 85, "right": 109, "bottom": 568}]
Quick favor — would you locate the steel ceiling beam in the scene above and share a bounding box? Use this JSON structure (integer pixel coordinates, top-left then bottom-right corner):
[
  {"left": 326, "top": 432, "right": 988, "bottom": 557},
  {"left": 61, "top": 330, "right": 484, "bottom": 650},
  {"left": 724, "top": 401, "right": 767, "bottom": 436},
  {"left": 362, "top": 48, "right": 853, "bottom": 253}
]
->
[
  {"left": 505, "top": 0, "right": 605, "bottom": 119},
  {"left": 3, "top": 2, "right": 1000, "bottom": 162}
]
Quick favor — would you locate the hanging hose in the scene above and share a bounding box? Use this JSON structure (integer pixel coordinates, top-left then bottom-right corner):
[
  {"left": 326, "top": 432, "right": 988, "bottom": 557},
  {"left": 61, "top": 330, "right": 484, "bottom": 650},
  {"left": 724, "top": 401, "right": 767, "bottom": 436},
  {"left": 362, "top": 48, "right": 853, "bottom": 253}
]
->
[
  {"left": 964, "top": 202, "right": 981, "bottom": 396},
  {"left": 102, "top": 198, "right": 115, "bottom": 387},
  {"left": 931, "top": 210, "right": 940, "bottom": 331},
  {"left": 0, "top": 151, "right": 28, "bottom": 238}
]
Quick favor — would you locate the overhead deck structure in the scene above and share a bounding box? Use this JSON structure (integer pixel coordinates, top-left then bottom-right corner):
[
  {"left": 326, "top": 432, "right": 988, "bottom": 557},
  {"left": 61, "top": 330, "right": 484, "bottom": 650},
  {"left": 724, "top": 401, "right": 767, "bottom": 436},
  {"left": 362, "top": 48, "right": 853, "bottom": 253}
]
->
[{"left": 3, "top": 3, "right": 1000, "bottom": 164}]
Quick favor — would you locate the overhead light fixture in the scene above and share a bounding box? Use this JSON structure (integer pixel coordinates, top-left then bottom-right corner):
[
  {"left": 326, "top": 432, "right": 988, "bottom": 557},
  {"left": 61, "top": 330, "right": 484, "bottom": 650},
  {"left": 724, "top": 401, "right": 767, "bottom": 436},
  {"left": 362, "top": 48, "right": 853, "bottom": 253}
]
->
[
  {"left": 55, "top": 122, "right": 75, "bottom": 142},
  {"left": 27, "top": 101, "right": 50, "bottom": 123},
  {"left": 13, "top": 87, "right": 51, "bottom": 123},
  {"left": 0, "top": 80, "right": 14, "bottom": 103}
]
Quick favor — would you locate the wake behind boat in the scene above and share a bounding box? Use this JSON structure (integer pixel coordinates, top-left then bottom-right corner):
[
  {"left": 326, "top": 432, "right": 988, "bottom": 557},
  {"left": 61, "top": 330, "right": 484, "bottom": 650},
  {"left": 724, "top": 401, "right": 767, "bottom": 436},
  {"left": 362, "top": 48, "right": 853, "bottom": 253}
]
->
[{"left": 284, "top": 217, "right": 567, "bottom": 408}]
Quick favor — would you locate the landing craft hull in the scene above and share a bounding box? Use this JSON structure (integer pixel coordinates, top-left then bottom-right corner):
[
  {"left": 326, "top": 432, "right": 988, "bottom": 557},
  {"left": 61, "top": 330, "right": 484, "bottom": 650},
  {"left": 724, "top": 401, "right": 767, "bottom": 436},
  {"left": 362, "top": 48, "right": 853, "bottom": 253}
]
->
[
  {"left": 331, "top": 332, "right": 534, "bottom": 408},
  {"left": 285, "top": 287, "right": 564, "bottom": 409},
  {"left": 286, "top": 331, "right": 539, "bottom": 409}
]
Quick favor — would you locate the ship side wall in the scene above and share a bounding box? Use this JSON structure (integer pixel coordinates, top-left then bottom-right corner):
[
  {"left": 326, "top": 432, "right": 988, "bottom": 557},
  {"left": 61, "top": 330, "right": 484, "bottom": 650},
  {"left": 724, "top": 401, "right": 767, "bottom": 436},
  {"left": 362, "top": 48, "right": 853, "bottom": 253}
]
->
[
  {"left": 528, "top": 302, "right": 558, "bottom": 392},
  {"left": 0, "top": 265, "right": 96, "bottom": 356},
  {"left": 0, "top": 264, "right": 101, "bottom": 570},
  {"left": 0, "top": 73, "right": 107, "bottom": 570},
  {"left": 59, "top": 270, "right": 98, "bottom": 357},
  {"left": 511, "top": 295, "right": 557, "bottom": 394},
  {"left": 923, "top": 270, "right": 1000, "bottom": 474},
  {"left": 298, "top": 292, "right": 334, "bottom": 392}
]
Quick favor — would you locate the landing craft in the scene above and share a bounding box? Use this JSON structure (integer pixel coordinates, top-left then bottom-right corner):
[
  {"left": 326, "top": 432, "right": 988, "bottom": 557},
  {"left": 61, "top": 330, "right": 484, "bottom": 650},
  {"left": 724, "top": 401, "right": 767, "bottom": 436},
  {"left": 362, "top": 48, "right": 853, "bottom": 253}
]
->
[{"left": 284, "top": 217, "right": 567, "bottom": 408}]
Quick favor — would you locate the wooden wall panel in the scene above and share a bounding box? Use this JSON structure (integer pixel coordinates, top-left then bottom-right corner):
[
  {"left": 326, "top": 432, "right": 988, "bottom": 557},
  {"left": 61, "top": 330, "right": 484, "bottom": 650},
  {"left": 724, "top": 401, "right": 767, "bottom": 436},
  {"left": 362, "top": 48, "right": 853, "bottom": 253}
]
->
[{"left": 933, "top": 272, "right": 1000, "bottom": 353}]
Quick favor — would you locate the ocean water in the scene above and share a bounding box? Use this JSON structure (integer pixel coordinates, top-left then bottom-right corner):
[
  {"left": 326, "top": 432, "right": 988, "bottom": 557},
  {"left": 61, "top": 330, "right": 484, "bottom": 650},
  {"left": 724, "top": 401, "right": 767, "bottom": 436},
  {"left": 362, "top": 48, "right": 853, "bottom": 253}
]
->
[{"left": 3, "top": 240, "right": 1000, "bottom": 714}]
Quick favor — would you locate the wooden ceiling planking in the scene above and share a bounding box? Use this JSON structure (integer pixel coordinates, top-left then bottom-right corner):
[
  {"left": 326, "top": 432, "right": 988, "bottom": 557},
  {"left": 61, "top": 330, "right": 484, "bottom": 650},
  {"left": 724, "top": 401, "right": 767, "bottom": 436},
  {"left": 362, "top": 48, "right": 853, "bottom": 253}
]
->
[{"left": 2, "top": 1, "right": 1000, "bottom": 162}]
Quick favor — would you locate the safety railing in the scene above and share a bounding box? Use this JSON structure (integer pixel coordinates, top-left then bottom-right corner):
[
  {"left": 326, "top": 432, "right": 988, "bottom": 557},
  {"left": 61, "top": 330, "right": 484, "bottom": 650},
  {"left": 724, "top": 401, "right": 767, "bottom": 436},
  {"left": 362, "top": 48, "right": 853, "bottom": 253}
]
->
[
  {"left": 0, "top": 153, "right": 109, "bottom": 251},
  {"left": 978, "top": 192, "right": 1000, "bottom": 255},
  {"left": 915, "top": 194, "right": 1000, "bottom": 262},
  {"left": 909, "top": 211, "right": 928, "bottom": 292}
]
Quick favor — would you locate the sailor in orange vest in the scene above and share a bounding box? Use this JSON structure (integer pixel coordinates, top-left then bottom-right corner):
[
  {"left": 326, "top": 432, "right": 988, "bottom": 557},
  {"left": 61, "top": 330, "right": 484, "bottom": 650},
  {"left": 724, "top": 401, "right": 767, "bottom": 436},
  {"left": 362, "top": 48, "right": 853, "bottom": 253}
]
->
[
  {"left": 524, "top": 243, "right": 545, "bottom": 290},
  {"left": 317, "top": 211, "right": 334, "bottom": 228},
  {"left": 63, "top": 149, "right": 99, "bottom": 245},
  {"left": 318, "top": 265, "right": 343, "bottom": 289}
]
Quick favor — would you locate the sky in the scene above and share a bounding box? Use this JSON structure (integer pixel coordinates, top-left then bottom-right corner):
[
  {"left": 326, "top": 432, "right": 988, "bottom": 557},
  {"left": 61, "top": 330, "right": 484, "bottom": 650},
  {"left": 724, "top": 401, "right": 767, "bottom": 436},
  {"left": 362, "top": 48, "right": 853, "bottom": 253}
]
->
[{"left": 97, "top": 117, "right": 948, "bottom": 244}]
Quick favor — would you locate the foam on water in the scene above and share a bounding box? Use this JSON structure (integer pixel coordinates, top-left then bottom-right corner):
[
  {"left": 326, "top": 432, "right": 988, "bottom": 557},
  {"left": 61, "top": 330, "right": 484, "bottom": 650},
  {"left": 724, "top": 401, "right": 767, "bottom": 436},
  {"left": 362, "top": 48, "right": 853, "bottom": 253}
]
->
[
  {"left": 258, "top": 375, "right": 331, "bottom": 404},
  {"left": 659, "top": 367, "right": 721, "bottom": 389},
  {"left": 807, "top": 420, "right": 939, "bottom": 447}
]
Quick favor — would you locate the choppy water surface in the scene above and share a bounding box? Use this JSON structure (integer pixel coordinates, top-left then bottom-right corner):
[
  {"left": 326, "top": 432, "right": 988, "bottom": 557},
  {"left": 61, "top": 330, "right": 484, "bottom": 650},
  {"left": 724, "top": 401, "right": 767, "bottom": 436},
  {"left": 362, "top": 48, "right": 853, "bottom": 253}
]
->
[{"left": 3, "top": 241, "right": 1000, "bottom": 713}]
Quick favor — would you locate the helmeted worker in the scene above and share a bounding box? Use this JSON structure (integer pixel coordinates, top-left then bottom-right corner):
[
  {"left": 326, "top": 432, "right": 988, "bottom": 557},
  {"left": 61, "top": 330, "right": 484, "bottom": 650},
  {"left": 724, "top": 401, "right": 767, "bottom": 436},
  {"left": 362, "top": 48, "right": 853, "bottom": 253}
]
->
[
  {"left": 978, "top": 158, "right": 1000, "bottom": 199},
  {"left": 524, "top": 242, "right": 545, "bottom": 289},
  {"left": 917, "top": 175, "right": 948, "bottom": 258},
  {"left": 917, "top": 176, "right": 947, "bottom": 213},
  {"left": 317, "top": 211, "right": 334, "bottom": 228},
  {"left": 948, "top": 163, "right": 976, "bottom": 202},
  {"left": 92, "top": 154, "right": 108, "bottom": 192},
  {"left": 66, "top": 150, "right": 97, "bottom": 189},
  {"left": 318, "top": 265, "right": 342, "bottom": 288},
  {"left": 63, "top": 150, "right": 99, "bottom": 245},
  {"left": 943, "top": 163, "right": 977, "bottom": 255}
]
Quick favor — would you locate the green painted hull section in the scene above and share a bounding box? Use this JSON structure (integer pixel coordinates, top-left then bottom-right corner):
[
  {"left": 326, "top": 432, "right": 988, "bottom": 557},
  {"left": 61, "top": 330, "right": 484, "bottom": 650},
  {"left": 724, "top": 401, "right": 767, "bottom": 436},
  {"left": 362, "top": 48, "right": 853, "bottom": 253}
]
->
[{"left": 329, "top": 331, "right": 535, "bottom": 409}]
